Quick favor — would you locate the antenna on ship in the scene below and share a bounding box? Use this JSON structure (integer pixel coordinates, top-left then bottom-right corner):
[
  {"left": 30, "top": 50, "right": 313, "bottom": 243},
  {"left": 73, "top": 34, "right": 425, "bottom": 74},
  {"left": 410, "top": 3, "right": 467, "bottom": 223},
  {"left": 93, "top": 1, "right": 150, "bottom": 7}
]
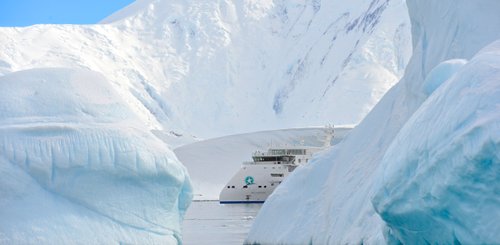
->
[{"left": 324, "top": 124, "right": 335, "bottom": 147}]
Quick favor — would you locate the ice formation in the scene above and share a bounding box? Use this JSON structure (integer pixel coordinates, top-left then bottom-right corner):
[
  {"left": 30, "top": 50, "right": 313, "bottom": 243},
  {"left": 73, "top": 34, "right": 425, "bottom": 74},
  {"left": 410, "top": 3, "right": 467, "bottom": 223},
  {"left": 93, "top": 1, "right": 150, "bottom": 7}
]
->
[
  {"left": 247, "top": 0, "right": 500, "bottom": 244},
  {"left": 372, "top": 40, "right": 500, "bottom": 244},
  {"left": 0, "top": 68, "right": 192, "bottom": 244},
  {"left": 422, "top": 59, "right": 467, "bottom": 96}
]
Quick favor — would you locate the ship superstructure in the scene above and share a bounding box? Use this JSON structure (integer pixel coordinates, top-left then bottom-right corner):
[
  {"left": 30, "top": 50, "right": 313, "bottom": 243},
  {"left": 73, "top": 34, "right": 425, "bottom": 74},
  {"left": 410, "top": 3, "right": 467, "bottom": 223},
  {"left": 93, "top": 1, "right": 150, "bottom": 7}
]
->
[{"left": 219, "top": 146, "right": 323, "bottom": 203}]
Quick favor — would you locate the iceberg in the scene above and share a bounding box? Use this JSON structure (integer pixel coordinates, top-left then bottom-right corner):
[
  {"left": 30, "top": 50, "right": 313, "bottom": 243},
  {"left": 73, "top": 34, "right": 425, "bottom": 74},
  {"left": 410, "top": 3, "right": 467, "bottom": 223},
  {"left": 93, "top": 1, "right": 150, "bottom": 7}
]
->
[
  {"left": 0, "top": 68, "right": 192, "bottom": 244},
  {"left": 247, "top": 0, "right": 500, "bottom": 244},
  {"left": 372, "top": 40, "right": 500, "bottom": 244},
  {"left": 422, "top": 59, "right": 467, "bottom": 96}
]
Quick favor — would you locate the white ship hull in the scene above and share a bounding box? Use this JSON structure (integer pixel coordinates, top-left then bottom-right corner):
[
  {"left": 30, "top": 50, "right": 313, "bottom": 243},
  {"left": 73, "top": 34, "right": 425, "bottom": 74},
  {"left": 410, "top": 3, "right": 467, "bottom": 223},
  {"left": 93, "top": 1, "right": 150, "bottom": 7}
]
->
[
  {"left": 219, "top": 126, "right": 351, "bottom": 204},
  {"left": 219, "top": 147, "right": 319, "bottom": 204},
  {"left": 219, "top": 163, "right": 292, "bottom": 204}
]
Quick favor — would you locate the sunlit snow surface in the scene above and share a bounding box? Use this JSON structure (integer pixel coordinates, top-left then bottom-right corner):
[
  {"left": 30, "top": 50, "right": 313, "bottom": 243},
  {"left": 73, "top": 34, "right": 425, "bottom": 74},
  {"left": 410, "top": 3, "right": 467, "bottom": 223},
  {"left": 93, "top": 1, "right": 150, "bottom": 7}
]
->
[
  {"left": 373, "top": 41, "right": 500, "bottom": 244},
  {"left": 0, "top": 68, "right": 192, "bottom": 244},
  {"left": 0, "top": 0, "right": 411, "bottom": 138},
  {"left": 247, "top": 0, "right": 500, "bottom": 244}
]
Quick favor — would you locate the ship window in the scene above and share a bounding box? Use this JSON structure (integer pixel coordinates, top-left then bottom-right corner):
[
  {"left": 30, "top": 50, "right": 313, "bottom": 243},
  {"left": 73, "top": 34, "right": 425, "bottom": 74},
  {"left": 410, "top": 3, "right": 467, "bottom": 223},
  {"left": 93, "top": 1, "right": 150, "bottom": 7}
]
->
[
  {"left": 258, "top": 185, "right": 262, "bottom": 188},
  {"left": 298, "top": 159, "right": 301, "bottom": 163},
  {"left": 232, "top": 186, "right": 235, "bottom": 188},
  {"left": 254, "top": 156, "right": 290, "bottom": 162},
  {"left": 271, "top": 183, "right": 274, "bottom": 186},
  {"left": 271, "top": 173, "right": 284, "bottom": 177},
  {"left": 286, "top": 149, "right": 305, "bottom": 155},
  {"left": 227, "top": 186, "right": 230, "bottom": 188},
  {"left": 270, "top": 149, "right": 286, "bottom": 155},
  {"left": 243, "top": 185, "right": 248, "bottom": 188},
  {"left": 264, "top": 185, "right": 267, "bottom": 188}
]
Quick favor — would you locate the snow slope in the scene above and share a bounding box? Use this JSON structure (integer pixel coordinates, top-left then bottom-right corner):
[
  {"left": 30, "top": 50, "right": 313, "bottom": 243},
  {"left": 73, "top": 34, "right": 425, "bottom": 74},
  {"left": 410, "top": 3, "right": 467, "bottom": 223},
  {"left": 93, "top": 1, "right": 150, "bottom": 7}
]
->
[
  {"left": 174, "top": 126, "right": 352, "bottom": 200},
  {"left": 0, "top": 0, "right": 411, "bottom": 138},
  {"left": 0, "top": 68, "right": 192, "bottom": 244},
  {"left": 247, "top": 0, "right": 500, "bottom": 244}
]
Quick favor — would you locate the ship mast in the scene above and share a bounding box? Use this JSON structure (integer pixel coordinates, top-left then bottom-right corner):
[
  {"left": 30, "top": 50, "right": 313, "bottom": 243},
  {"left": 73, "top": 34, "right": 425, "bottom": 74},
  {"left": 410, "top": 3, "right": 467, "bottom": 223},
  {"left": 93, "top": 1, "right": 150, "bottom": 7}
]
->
[{"left": 324, "top": 124, "right": 335, "bottom": 147}]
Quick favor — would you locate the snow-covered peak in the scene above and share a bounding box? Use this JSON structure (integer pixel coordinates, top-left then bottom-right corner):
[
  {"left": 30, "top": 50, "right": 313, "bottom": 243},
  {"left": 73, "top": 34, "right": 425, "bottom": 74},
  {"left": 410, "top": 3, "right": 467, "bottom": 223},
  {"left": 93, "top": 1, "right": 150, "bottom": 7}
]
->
[
  {"left": 0, "top": 0, "right": 411, "bottom": 138},
  {"left": 100, "top": 0, "right": 156, "bottom": 24}
]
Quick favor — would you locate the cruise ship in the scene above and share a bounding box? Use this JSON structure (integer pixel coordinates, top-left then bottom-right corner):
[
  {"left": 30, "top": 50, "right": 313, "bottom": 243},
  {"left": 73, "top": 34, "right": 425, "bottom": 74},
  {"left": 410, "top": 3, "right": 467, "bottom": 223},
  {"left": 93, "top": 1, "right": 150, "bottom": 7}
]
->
[{"left": 219, "top": 146, "right": 325, "bottom": 203}]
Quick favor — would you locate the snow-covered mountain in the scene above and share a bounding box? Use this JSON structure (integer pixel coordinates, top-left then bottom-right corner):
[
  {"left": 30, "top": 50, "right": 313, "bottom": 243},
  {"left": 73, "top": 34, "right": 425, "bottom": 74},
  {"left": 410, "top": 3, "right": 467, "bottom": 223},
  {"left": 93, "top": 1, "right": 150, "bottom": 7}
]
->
[
  {"left": 0, "top": 0, "right": 413, "bottom": 243},
  {"left": 0, "top": 0, "right": 410, "bottom": 138},
  {"left": 247, "top": 0, "right": 500, "bottom": 244}
]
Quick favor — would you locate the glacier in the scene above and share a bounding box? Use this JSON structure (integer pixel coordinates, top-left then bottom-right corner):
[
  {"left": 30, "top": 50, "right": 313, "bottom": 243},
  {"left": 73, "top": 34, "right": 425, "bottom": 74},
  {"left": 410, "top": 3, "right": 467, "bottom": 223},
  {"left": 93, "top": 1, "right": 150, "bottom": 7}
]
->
[
  {"left": 247, "top": 0, "right": 500, "bottom": 244},
  {"left": 0, "top": 68, "right": 192, "bottom": 244}
]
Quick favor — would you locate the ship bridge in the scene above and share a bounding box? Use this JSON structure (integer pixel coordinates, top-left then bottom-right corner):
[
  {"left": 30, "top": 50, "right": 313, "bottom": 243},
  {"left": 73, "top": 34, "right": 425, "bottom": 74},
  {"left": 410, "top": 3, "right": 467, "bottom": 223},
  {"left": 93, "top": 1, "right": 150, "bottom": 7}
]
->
[{"left": 252, "top": 155, "right": 295, "bottom": 164}]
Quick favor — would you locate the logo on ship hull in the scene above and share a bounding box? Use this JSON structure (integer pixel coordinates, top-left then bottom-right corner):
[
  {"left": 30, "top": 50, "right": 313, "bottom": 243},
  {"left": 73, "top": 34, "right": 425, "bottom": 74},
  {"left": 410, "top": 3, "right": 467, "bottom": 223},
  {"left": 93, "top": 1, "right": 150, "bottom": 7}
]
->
[{"left": 245, "top": 176, "right": 255, "bottom": 185}]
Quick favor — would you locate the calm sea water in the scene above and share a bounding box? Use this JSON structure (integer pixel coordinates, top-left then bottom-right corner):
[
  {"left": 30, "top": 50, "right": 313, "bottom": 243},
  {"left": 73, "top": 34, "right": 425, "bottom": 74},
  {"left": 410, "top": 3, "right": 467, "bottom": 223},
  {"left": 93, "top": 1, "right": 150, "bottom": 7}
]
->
[{"left": 182, "top": 201, "right": 262, "bottom": 245}]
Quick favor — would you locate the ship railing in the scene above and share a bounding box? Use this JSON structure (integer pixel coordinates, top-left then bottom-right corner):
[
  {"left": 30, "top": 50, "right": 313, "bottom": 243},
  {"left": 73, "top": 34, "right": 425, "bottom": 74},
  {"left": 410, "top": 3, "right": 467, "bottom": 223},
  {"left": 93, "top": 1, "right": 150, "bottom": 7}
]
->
[
  {"left": 252, "top": 152, "right": 299, "bottom": 156},
  {"left": 243, "top": 161, "right": 296, "bottom": 165}
]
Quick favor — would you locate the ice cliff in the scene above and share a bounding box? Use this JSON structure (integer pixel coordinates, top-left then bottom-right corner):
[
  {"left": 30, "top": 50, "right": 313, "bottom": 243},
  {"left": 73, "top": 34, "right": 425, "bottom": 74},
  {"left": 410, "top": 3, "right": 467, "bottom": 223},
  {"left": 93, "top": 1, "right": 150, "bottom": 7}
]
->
[
  {"left": 0, "top": 68, "right": 192, "bottom": 244},
  {"left": 247, "top": 0, "right": 500, "bottom": 244}
]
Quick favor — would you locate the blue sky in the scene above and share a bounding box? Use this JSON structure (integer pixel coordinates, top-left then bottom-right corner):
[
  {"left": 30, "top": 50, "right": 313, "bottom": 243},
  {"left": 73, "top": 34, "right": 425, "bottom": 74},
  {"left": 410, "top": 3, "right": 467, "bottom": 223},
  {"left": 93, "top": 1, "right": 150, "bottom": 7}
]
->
[{"left": 0, "top": 0, "right": 134, "bottom": 27}]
